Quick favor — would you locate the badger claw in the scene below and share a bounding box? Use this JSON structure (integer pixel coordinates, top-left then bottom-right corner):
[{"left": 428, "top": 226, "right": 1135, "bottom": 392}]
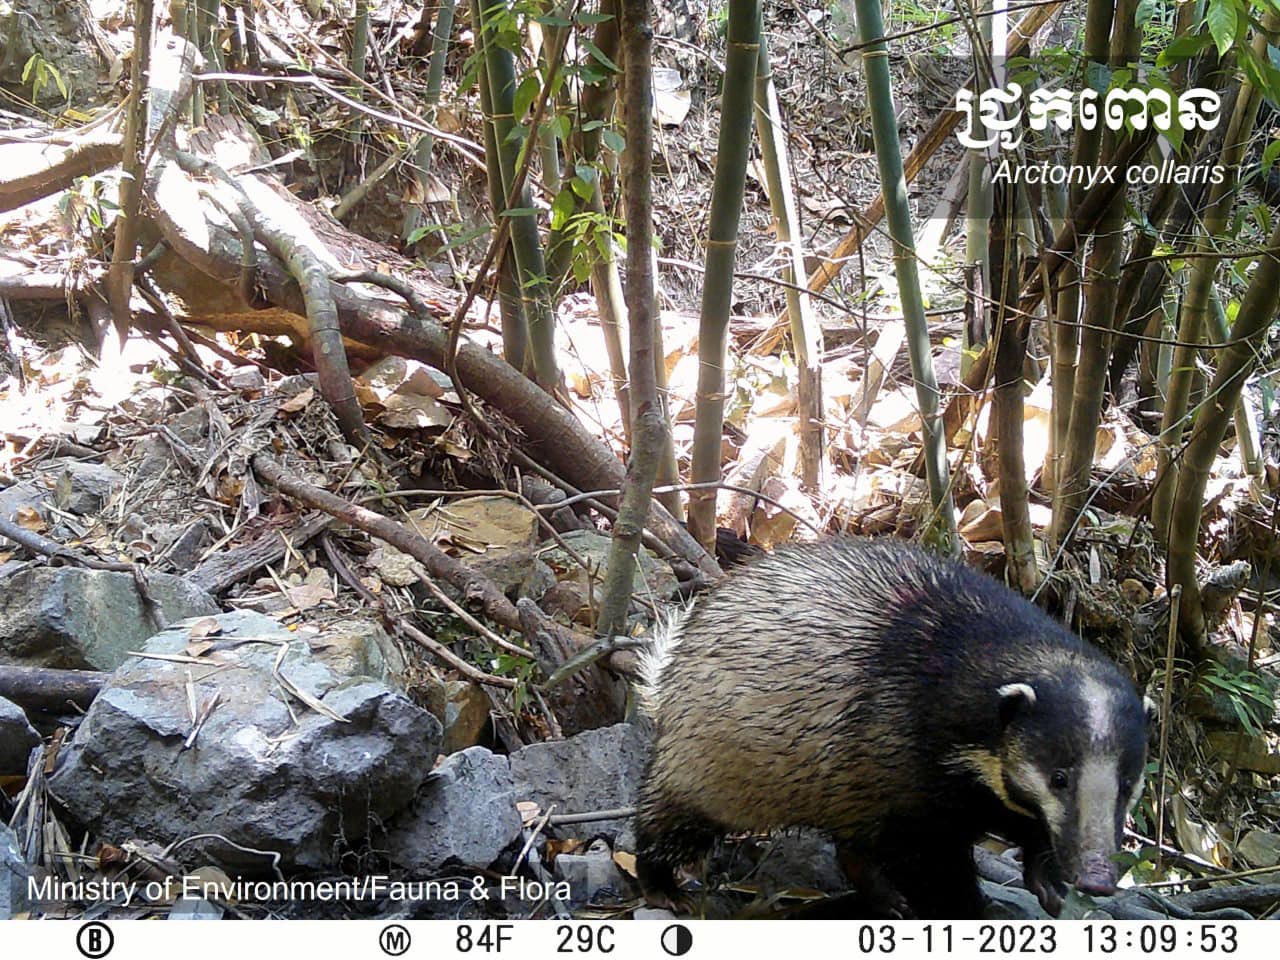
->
[{"left": 1022, "top": 853, "right": 1067, "bottom": 917}]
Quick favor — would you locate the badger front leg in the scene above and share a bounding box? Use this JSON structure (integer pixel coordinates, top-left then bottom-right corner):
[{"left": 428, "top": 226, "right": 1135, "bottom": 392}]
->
[
  {"left": 1019, "top": 832, "right": 1068, "bottom": 917},
  {"left": 834, "top": 843, "right": 913, "bottom": 919}
]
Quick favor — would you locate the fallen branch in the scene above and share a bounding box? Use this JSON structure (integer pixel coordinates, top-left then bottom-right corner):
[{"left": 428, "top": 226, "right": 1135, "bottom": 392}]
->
[
  {"left": 251, "top": 454, "right": 622, "bottom": 731},
  {"left": 0, "top": 128, "right": 123, "bottom": 213},
  {"left": 188, "top": 513, "right": 333, "bottom": 593},
  {"left": 0, "top": 514, "right": 133, "bottom": 572},
  {"left": 0, "top": 664, "right": 108, "bottom": 714}
]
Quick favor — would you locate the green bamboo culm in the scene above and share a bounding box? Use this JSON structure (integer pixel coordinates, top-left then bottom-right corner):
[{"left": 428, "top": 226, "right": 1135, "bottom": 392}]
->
[
  {"left": 687, "top": 0, "right": 761, "bottom": 552},
  {"left": 1049, "top": 0, "right": 1113, "bottom": 501},
  {"left": 350, "top": 0, "right": 370, "bottom": 160},
  {"left": 1150, "top": 8, "right": 1276, "bottom": 544},
  {"left": 401, "top": 0, "right": 457, "bottom": 244},
  {"left": 1050, "top": 0, "right": 1137, "bottom": 548},
  {"left": 850, "top": 0, "right": 956, "bottom": 551},
  {"left": 473, "top": 0, "right": 560, "bottom": 393},
  {"left": 753, "top": 8, "right": 823, "bottom": 490},
  {"left": 1166, "top": 213, "right": 1280, "bottom": 647},
  {"left": 474, "top": 13, "right": 531, "bottom": 375}
]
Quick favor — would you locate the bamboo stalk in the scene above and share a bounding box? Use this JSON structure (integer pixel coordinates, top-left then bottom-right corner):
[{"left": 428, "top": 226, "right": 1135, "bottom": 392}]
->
[
  {"left": 400, "top": 0, "right": 457, "bottom": 244},
  {"left": 750, "top": 0, "right": 1064, "bottom": 356},
  {"left": 752, "top": 11, "right": 822, "bottom": 489},
  {"left": 107, "top": 0, "right": 155, "bottom": 342},
  {"left": 1207, "top": 287, "right": 1263, "bottom": 481},
  {"left": 687, "top": 0, "right": 761, "bottom": 551},
  {"left": 1048, "top": 0, "right": 1113, "bottom": 502},
  {"left": 474, "top": 0, "right": 560, "bottom": 393},
  {"left": 473, "top": 9, "right": 530, "bottom": 374},
  {"left": 851, "top": 0, "right": 956, "bottom": 549},
  {"left": 1167, "top": 215, "right": 1280, "bottom": 646},
  {"left": 991, "top": 179, "right": 1037, "bottom": 592},
  {"left": 1151, "top": 14, "right": 1273, "bottom": 543},
  {"left": 597, "top": 0, "right": 670, "bottom": 639},
  {"left": 349, "top": 0, "right": 369, "bottom": 165}
]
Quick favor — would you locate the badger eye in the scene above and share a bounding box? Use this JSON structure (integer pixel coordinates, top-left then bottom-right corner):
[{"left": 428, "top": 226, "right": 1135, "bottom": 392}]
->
[{"left": 1050, "top": 770, "right": 1069, "bottom": 790}]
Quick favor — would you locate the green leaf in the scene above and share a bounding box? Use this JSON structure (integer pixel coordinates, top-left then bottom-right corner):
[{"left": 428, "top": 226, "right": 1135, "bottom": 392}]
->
[
  {"left": 512, "top": 74, "right": 540, "bottom": 122},
  {"left": 580, "top": 38, "right": 619, "bottom": 73},
  {"left": 1206, "top": 0, "right": 1240, "bottom": 56},
  {"left": 1156, "top": 32, "right": 1213, "bottom": 67},
  {"left": 1263, "top": 138, "right": 1280, "bottom": 171},
  {"left": 550, "top": 188, "right": 575, "bottom": 229},
  {"left": 602, "top": 129, "right": 625, "bottom": 155},
  {"left": 1084, "top": 60, "right": 1112, "bottom": 93},
  {"left": 47, "top": 61, "right": 67, "bottom": 99},
  {"left": 551, "top": 113, "right": 572, "bottom": 144}
]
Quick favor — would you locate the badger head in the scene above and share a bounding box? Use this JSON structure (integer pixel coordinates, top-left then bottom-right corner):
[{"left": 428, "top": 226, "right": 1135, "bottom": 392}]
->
[{"left": 988, "top": 673, "right": 1153, "bottom": 916}]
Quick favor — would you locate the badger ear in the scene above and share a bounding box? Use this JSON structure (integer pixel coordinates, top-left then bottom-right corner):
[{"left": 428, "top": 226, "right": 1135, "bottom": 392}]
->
[
  {"left": 1143, "top": 696, "right": 1159, "bottom": 726},
  {"left": 997, "top": 682, "right": 1037, "bottom": 728}
]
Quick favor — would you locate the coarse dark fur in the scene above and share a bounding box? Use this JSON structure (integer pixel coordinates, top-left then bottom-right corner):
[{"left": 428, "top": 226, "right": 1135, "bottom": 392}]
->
[{"left": 634, "top": 537, "right": 1150, "bottom": 919}]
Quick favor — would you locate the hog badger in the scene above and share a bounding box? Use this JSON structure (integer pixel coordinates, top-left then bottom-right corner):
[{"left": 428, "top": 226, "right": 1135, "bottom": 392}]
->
[{"left": 635, "top": 537, "right": 1150, "bottom": 918}]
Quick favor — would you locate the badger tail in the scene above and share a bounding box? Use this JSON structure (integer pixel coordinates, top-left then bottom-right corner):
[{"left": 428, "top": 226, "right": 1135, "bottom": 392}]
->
[{"left": 635, "top": 602, "right": 693, "bottom": 718}]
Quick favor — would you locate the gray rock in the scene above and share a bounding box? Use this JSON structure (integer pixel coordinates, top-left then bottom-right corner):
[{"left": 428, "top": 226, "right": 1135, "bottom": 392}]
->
[
  {"left": 54, "top": 462, "right": 123, "bottom": 516},
  {"left": 981, "top": 881, "right": 1050, "bottom": 920},
  {"left": 742, "top": 832, "right": 847, "bottom": 896},
  {"left": 227, "top": 368, "right": 266, "bottom": 392},
  {"left": 0, "top": 696, "right": 40, "bottom": 775},
  {"left": 469, "top": 552, "right": 556, "bottom": 603},
  {"left": 0, "top": 567, "right": 220, "bottom": 669},
  {"left": 0, "top": 480, "right": 48, "bottom": 524},
  {"left": 309, "top": 617, "right": 406, "bottom": 686},
  {"left": 553, "top": 839, "right": 626, "bottom": 906},
  {"left": 509, "top": 722, "right": 650, "bottom": 840},
  {"left": 0, "top": 823, "right": 29, "bottom": 919},
  {"left": 1239, "top": 829, "right": 1280, "bottom": 868},
  {"left": 633, "top": 907, "right": 677, "bottom": 920},
  {"left": 48, "top": 611, "right": 440, "bottom": 873},
  {"left": 538, "top": 530, "right": 678, "bottom": 604},
  {"left": 423, "top": 680, "right": 492, "bottom": 754},
  {"left": 0, "top": 0, "right": 102, "bottom": 107},
  {"left": 387, "top": 747, "right": 522, "bottom": 873},
  {"left": 167, "top": 897, "right": 225, "bottom": 920}
]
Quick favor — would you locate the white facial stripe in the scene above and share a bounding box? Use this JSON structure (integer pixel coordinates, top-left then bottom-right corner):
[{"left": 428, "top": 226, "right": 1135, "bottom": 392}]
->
[
  {"left": 1077, "top": 755, "right": 1119, "bottom": 850},
  {"left": 1016, "top": 763, "right": 1063, "bottom": 828},
  {"left": 950, "top": 749, "right": 1038, "bottom": 818},
  {"left": 1079, "top": 674, "right": 1113, "bottom": 744}
]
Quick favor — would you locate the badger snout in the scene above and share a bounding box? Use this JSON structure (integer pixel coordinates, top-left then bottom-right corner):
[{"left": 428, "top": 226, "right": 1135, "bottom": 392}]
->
[{"left": 1073, "top": 854, "right": 1118, "bottom": 896}]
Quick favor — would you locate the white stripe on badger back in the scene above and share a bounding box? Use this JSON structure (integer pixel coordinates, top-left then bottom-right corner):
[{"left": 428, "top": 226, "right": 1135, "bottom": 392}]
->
[{"left": 637, "top": 602, "right": 694, "bottom": 717}]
